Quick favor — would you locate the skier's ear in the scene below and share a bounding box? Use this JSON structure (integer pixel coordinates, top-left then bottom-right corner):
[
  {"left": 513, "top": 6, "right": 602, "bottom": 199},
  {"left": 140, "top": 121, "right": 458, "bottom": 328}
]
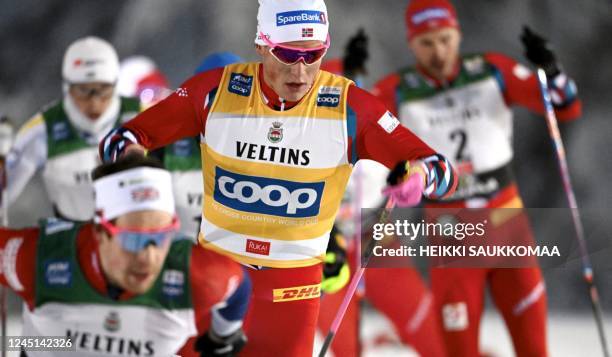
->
[
  {"left": 93, "top": 224, "right": 111, "bottom": 244},
  {"left": 255, "top": 44, "right": 267, "bottom": 57}
]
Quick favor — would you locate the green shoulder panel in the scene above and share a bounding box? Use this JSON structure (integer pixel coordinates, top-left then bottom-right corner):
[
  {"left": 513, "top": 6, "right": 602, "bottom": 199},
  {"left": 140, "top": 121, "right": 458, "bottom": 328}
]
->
[
  {"left": 120, "top": 96, "right": 141, "bottom": 113},
  {"left": 44, "top": 97, "right": 141, "bottom": 159},
  {"left": 34, "top": 218, "right": 193, "bottom": 310},
  {"left": 163, "top": 138, "right": 202, "bottom": 172},
  {"left": 34, "top": 218, "right": 90, "bottom": 306},
  {"left": 119, "top": 96, "right": 141, "bottom": 123},
  {"left": 396, "top": 66, "right": 439, "bottom": 101},
  {"left": 451, "top": 53, "right": 495, "bottom": 87},
  {"left": 396, "top": 53, "right": 497, "bottom": 102},
  {"left": 42, "top": 101, "right": 90, "bottom": 158},
  {"left": 145, "top": 238, "right": 193, "bottom": 310}
]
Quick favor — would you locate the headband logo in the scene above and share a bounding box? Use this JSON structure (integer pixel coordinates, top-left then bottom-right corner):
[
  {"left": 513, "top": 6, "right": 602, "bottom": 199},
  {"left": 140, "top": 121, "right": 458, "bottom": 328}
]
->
[
  {"left": 276, "top": 10, "right": 326, "bottom": 27},
  {"left": 411, "top": 8, "right": 450, "bottom": 25},
  {"left": 131, "top": 186, "right": 160, "bottom": 203},
  {"left": 73, "top": 58, "right": 104, "bottom": 68}
]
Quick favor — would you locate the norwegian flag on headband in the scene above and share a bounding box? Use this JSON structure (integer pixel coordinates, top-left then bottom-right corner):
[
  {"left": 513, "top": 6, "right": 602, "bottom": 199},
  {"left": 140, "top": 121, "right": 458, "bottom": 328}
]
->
[
  {"left": 302, "top": 28, "right": 314, "bottom": 38},
  {"left": 131, "top": 186, "right": 160, "bottom": 203}
]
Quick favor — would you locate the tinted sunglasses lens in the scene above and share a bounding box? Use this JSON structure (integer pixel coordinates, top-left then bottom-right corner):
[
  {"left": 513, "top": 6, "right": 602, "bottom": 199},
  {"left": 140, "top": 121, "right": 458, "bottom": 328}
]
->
[
  {"left": 271, "top": 47, "right": 300, "bottom": 64},
  {"left": 302, "top": 49, "right": 326, "bottom": 64},
  {"left": 118, "top": 231, "right": 174, "bottom": 252},
  {"left": 272, "top": 47, "right": 326, "bottom": 65},
  {"left": 70, "top": 84, "right": 114, "bottom": 99}
]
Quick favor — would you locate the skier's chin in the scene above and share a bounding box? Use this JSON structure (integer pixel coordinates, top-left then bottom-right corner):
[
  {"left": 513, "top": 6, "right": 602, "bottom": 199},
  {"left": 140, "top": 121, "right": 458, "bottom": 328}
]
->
[
  {"left": 125, "top": 271, "right": 156, "bottom": 293},
  {"left": 427, "top": 62, "right": 449, "bottom": 80},
  {"left": 282, "top": 82, "right": 309, "bottom": 101},
  {"left": 86, "top": 113, "right": 102, "bottom": 121}
]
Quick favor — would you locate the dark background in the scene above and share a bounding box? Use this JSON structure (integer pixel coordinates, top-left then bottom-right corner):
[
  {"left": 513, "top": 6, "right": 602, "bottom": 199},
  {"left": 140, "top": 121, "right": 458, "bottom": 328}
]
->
[{"left": 1, "top": 0, "right": 611, "bottom": 313}]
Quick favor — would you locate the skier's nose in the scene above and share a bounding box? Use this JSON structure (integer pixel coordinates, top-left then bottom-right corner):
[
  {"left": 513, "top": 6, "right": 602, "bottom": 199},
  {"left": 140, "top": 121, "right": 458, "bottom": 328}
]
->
[
  {"left": 134, "top": 244, "right": 157, "bottom": 266},
  {"left": 84, "top": 97, "right": 107, "bottom": 119},
  {"left": 288, "top": 61, "right": 308, "bottom": 79}
]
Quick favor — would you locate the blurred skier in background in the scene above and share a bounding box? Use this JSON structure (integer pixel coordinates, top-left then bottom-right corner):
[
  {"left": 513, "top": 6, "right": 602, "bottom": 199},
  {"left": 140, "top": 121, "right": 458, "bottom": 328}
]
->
[
  {"left": 117, "top": 55, "right": 172, "bottom": 108},
  {"left": 374, "top": 0, "right": 582, "bottom": 355},
  {"left": 5, "top": 37, "right": 142, "bottom": 222}
]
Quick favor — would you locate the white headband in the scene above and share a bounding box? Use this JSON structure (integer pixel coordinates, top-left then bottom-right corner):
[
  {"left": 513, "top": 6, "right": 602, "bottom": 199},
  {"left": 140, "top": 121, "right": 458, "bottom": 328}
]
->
[
  {"left": 255, "top": 0, "right": 329, "bottom": 45},
  {"left": 94, "top": 167, "right": 175, "bottom": 222}
]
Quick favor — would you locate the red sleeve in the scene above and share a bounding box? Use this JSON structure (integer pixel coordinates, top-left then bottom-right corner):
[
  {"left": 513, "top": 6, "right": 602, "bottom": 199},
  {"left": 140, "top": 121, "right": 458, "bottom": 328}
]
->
[
  {"left": 0, "top": 227, "right": 38, "bottom": 308},
  {"left": 484, "top": 52, "right": 582, "bottom": 122},
  {"left": 176, "top": 246, "right": 245, "bottom": 357},
  {"left": 371, "top": 73, "right": 401, "bottom": 117},
  {"left": 189, "top": 246, "right": 244, "bottom": 334},
  {"left": 123, "top": 68, "right": 225, "bottom": 150},
  {"left": 347, "top": 84, "right": 436, "bottom": 169}
]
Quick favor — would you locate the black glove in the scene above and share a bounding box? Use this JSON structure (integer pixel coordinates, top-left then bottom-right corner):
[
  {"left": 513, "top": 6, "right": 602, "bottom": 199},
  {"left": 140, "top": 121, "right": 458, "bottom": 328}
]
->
[
  {"left": 386, "top": 160, "right": 410, "bottom": 186},
  {"left": 520, "top": 26, "right": 560, "bottom": 77},
  {"left": 195, "top": 329, "right": 247, "bottom": 357},
  {"left": 343, "top": 28, "right": 369, "bottom": 78},
  {"left": 324, "top": 226, "right": 347, "bottom": 277},
  {"left": 321, "top": 225, "right": 350, "bottom": 293}
]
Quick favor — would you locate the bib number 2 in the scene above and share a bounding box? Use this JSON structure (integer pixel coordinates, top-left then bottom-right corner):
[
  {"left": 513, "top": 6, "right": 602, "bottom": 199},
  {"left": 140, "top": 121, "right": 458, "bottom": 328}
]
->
[{"left": 449, "top": 129, "right": 469, "bottom": 162}]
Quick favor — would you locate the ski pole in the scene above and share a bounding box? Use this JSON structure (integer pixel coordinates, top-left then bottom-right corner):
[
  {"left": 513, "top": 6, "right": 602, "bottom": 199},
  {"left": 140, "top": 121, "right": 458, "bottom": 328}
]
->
[
  {"left": 536, "top": 68, "right": 609, "bottom": 357},
  {"left": 318, "top": 197, "right": 395, "bottom": 357}
]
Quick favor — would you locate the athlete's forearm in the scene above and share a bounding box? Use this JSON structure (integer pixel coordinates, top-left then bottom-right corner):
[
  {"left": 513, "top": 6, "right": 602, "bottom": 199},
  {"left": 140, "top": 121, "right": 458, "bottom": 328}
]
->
[
  {"left": 6, "top": 116, "right": 47, "bottom": 204},
  {"left": 6, "top": 158, "right": 38, "bottom": 205},
  {"left": 210, "top": 270, "right": 251, "bottom": 337},
  {"left": 100, "top": 68, "right": 224, "bottom": 163},
  {"left": 99, "top": 94, "right": 202, "bottom": 162},
  {"left": 349, "top": 85, "right": 457, "bottom": 199},
  {"left": 0, "top": 227, "right": 37, "bottom": 305},
  {"left": 485, "top": 52, "right": 582, "bottom": 121}
]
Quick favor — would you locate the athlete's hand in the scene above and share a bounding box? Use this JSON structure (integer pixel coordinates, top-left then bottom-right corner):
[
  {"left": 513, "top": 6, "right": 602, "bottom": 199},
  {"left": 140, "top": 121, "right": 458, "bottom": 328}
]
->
[
  {"left": 521, "top": 26, "right": 560, "bottom": 77},
  {"left": 343, "top": 28, "right": 369, "bottom": 78},
  {"left": 195, "top": 328, "right": 247, "bottom": 357},
  {"left": 124, "top": 143, "right": 147, "bottom": 158},
  {"left": 383, "top": 160, "right": 426, "bottom": 207},
  {"left": 321, "top": 226, "right": 350, "bottom": 294}
]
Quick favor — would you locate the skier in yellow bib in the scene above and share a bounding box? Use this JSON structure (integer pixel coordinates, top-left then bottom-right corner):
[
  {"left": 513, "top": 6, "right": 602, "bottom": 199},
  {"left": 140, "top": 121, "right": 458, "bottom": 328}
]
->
[{"left": 100, "top": 1, "right": 457, "bottom": 355}]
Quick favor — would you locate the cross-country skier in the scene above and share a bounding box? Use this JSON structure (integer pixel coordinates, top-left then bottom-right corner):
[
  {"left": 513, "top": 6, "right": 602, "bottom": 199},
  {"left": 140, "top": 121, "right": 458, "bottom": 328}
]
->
[
  {"left": 99, "top": 0, "right": 458, "bottom": 354},
  {"left": 6, "top": 37, "right": 142, "bottom": 222},
  {"left": 317, "top": 30, "right": 447, "bottom": 356},
  {"left": 373, "top": 0, "right": 582, "bottom": 355},
  {"left": 0, "top": 154, "right": 251, "bottom": 356}
]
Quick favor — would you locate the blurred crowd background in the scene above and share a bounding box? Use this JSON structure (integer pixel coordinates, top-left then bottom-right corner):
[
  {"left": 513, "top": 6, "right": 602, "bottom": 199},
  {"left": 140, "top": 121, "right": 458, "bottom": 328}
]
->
[{"left": 1, "top": 0, "right": 611, "bottom": 314}]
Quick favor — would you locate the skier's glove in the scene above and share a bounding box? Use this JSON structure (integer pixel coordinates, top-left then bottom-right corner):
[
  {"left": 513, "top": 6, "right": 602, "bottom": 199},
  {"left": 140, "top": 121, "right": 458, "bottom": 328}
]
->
[
  {"left": 521, "top": 26, "right": 560, "bottom": 77},
  {"left": 195, "top": 328, "right": 247, "bottom": 357},
  {"left": 321, "top": 226, "right": 350, "bottom": 294},
  {"left": 343, "top": 28, "right": 369, "bottom": 78},
  {"left": 383, "top": 160, "right": 426, "bottom": 207}
]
